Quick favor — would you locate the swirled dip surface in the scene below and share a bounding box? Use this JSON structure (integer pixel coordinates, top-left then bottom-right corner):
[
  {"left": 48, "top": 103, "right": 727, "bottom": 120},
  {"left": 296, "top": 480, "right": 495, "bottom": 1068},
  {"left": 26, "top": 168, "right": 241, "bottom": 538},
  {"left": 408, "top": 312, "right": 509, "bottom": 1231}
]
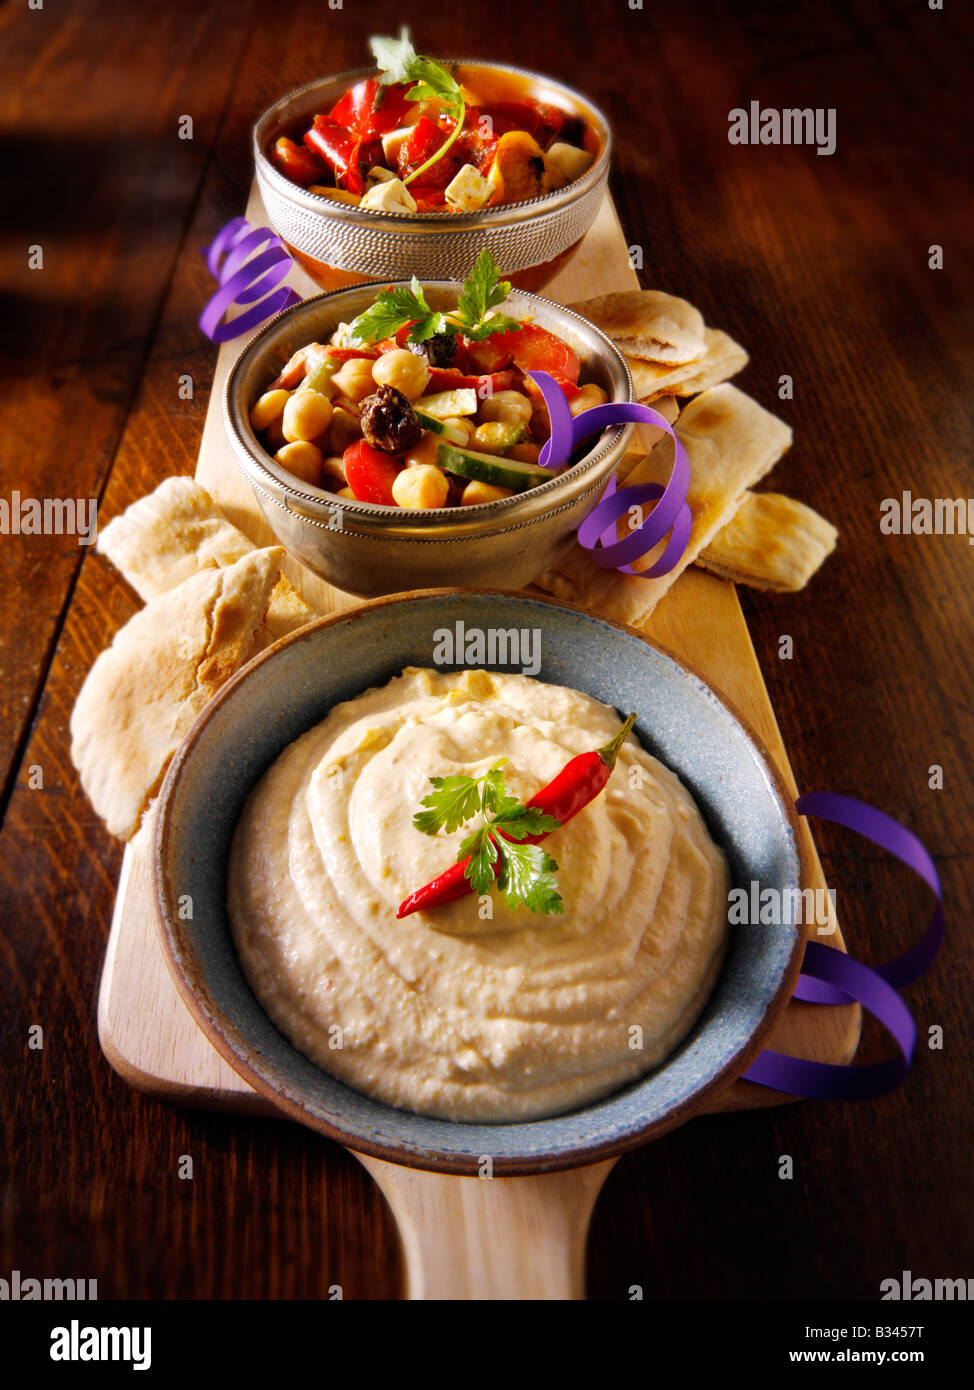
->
[{"left": 227, "top": 668, "right": 729, "bottom": 1122}]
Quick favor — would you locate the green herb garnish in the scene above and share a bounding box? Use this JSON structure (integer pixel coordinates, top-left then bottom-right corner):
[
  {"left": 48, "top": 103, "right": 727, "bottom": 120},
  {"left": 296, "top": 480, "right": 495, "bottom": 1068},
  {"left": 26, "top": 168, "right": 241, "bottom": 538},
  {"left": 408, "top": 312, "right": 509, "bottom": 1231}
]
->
[
  {"left": 347, "top": 250, "right": 522, "bottom": 348},
  {"left": 414, "top": 761, "right": 564, "bottom": 914},
  {"left": 369, "top": 28, "right": 465, "bottom": 186}
]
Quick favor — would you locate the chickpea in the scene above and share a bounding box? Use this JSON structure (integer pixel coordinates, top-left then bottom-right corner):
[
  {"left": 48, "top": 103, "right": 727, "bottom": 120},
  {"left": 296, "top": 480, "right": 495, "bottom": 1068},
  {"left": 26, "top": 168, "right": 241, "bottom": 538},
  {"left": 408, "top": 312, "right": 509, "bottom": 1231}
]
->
[
  {"left": 391, "top": 464, "right": 449, "bottom": 509},
  {"left": 460, "top": 479, "right": 514, "bottom": 505},
  {"left": 282, "top": 390, "right": 333, "bottom": 443},
  {"left": 471, "top": 422, "right": 521, "bottom": 455},
  {"left": 371, "top": 348, "right": 431, "bottom": 401},
  {"left": 275, "top": 441, "right": 323, "bottom": 487},
  {"left": 327, "top": 407, "right": 362, "bottom": 456},
  {"left": 321, "top": 455, "right": 347, "bottom": 485},
  {"left": 402, "top": 432, "right": 442, "bottom": 469},
  {"left": 507, "top": 442, "right": 541, "bottom": 464},
  {"left": 250, "top": 388, "right": 290, "bottom": 433},
  {"left": 478, "top": 390, "right": 533, "bottom": 426},
  {"left": 569, "top": 383, "right": 609, "bottom": 418},
  {"left": 440, "top": 417, "right": 473, "bottom": 447},
  {"left": 335, "top": 486, "right": 356, "bottom": 499},
  {"left": 330, "top": 357, "right": 376, "bottom": 403}
]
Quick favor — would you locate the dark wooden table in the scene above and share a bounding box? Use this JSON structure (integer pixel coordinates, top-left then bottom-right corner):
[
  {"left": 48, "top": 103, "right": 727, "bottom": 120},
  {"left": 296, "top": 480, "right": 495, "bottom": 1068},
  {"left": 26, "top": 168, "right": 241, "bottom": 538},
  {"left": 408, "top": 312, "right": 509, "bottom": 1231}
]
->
[{"left": 2, "top": 0, "right": 971, "bottom": 1300}]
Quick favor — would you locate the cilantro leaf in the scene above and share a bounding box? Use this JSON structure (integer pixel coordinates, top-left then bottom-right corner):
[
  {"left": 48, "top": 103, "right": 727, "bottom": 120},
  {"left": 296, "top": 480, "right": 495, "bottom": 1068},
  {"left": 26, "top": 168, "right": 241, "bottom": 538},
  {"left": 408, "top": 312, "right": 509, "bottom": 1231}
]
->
[
  {"left": 491, "top": 806, "right": 562, "bottom": 840},
  {"left": 413, "top": 774, "right": 482, "bottom": 836},
  {"left": 369, "top": 29, "right": 418, "bottom": 86},
  {"left": 454, "top": 251, "right": 523, "bottom": 341},
  {"left": 345, "top": 253, "right": 523, "bottom": 349},
  {"left": 346, "top": 284, "right": 427, "bottom": 347},
  {"left": 496, "top": 842, "right": 564, "bottom": 915},
  {"left": 461, "top": 828, "right": 498, "bottom": 896}
]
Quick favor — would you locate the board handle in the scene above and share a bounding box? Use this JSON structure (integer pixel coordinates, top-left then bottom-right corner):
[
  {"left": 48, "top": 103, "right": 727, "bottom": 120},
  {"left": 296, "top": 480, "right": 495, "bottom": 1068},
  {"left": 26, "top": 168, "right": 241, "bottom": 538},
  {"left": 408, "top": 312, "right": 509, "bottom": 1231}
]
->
[{"left": 357, "top": 1155, "right": 615, "bottom": 1301}]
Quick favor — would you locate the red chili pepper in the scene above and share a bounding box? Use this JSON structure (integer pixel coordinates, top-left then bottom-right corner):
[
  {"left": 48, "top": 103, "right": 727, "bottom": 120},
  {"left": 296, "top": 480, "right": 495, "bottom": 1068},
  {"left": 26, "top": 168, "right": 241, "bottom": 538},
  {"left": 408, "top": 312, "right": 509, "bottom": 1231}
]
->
[
  {"left": 270, "top": 136, "right": 324, "bottom": 186},
  {"left": 328, "top": 78, "right": 412, "bottom": 139},
  {"left": 396, "top": 713, "right": 637, "bottom": 919},
  {"left": 304, "top": 117, "right": 368, "bottom": 195}
]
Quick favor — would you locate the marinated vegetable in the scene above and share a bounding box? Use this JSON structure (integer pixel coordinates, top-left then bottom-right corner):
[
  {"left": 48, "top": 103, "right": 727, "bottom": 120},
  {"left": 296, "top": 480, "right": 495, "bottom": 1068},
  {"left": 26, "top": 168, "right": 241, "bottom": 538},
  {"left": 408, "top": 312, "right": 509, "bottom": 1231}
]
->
[
  {"left": 249, "top": 251, "right": 608, "bottom": 508},
  {"left": 268, "top": 31, "right": 595, "bottom": 214}
]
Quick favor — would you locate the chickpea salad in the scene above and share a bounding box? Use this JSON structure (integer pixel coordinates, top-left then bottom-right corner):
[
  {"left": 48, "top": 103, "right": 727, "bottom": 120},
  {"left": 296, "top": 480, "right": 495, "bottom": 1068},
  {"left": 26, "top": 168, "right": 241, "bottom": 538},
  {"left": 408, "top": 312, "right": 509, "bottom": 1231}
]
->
[{"left": 249, "top": 252, "right": 609, "bottom": 510}]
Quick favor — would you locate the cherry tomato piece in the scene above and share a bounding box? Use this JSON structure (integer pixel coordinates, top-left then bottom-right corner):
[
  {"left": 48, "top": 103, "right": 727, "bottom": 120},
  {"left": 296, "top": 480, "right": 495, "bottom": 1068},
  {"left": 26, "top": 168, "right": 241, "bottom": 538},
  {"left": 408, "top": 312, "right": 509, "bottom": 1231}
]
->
[
  {"left": 486, "top": 325, "right": 581, "bottom": 388},
  {"left": 343, "top": 440, "right": 401, "bottom": 506}
]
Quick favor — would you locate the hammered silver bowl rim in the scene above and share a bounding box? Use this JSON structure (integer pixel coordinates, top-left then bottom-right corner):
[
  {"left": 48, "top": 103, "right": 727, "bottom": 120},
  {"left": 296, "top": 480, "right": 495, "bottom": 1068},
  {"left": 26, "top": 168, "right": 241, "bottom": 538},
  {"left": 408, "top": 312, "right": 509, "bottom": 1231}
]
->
[
  {"left": 223, "top": 280, "right": 635, "bottom": 538},
  {"left": 253, "top": 60, "right": 612, "bottom": 228}
]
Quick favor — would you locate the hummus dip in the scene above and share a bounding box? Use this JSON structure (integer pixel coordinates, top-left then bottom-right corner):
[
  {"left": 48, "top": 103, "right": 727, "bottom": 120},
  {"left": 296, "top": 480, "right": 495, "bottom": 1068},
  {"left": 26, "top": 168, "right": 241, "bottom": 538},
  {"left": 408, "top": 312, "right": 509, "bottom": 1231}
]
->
[{"left": 227, "top": 667, "right": 729, "bottom": 1122}]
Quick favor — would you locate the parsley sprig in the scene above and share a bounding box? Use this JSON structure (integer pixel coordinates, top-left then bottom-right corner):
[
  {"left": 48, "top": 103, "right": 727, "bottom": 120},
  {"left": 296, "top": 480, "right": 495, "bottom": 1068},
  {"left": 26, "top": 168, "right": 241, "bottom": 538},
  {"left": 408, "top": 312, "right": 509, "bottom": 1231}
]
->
[
  {"left": 347, "top": 250, "right": 523, "bottom": 348},
  {"left": 369, "top": 29, "right": 465, "bottom": 187},
  {"left": 414, "top": 762, "right": 565, "bottom": 915}
]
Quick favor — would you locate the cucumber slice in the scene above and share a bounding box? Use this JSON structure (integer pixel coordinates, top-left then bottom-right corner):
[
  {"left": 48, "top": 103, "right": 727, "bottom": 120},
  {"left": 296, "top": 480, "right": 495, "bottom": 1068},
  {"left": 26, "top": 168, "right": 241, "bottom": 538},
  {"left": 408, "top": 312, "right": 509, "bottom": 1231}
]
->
[
  {"left": 415, "top": 412, "right": 469, "bottom": 445},
  {"left": 436, "top": 443, "right": 553, "bottom": 492},
  {"left": 414, "top": 388, "right": 478, "bottom": 419}
]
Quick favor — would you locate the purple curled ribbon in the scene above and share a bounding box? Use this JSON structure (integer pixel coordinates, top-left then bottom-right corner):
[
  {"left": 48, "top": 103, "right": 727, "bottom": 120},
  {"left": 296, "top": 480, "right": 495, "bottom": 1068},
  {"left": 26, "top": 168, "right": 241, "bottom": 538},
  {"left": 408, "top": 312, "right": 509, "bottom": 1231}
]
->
[
  {"left": 743, "top": 793, "right": 944, "bottom": 1100},
  {"left": 527, "top": 371, "right": 693, "bottom": 578},
  {"left": 199, "top": 216, "right": 302, "bottom": 343}
]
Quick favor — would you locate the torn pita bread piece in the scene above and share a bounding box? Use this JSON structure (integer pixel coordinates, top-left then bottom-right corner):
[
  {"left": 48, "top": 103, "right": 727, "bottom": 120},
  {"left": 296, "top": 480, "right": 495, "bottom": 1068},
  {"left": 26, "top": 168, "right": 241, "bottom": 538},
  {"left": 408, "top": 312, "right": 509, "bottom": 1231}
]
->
[
  {"left": 71, "top": 547, "right": 282, "bottom": 841},
  {"left": 617, "top": 398, "right": 681, "bottom": 485},
  {"left": 97, "top": 475, "right": 317, "bottom": 639},
  {"left": 569, "top": 290, "right": 707, "bottom": 364},
  {"left": 697, "top": 492, "right": 838, "bottom": 592},
  {"left": 533, "top": 385, "right": 792, "bottom": 628},
  {"left": 626, "top": 329, "right": 749, "bottom": 402}
]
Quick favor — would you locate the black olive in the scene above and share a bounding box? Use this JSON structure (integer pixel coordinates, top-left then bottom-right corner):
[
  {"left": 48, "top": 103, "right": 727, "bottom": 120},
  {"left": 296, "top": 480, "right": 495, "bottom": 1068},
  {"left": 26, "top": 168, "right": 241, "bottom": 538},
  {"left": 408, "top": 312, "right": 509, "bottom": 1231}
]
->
[
  {"left": 407, "top": 333, "right": 457, "bottom": 369},
  {"left": 359, "top": 385, "right": 423, "bottom": 454}
]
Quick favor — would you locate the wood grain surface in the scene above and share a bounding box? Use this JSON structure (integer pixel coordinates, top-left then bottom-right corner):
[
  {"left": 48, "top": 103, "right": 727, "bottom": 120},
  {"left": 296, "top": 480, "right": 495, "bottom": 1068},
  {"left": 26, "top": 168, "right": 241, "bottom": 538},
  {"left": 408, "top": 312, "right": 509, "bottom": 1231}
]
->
[{"left": 2, "top": 0, "right": 972, "bottom": 1300}]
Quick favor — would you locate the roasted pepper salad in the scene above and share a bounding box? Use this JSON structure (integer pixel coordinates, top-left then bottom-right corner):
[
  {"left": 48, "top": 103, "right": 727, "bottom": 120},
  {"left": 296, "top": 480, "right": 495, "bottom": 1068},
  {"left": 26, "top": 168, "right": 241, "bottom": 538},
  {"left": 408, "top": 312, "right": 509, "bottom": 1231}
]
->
[
  {"left": 269, "top": 30, "right": 595, "bottom": 214},
  {"left": 249, "top": 252, "right": 609, "bottom": 508}
]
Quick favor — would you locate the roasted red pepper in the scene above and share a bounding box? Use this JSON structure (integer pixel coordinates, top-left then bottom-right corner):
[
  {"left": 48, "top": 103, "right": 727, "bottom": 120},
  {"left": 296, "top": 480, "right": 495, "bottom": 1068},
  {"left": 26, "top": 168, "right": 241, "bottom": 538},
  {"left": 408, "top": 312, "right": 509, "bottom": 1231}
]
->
[
  {"left": 478, "top": 100, "right": 565, "bottom": 149},
  {"left": 328, "top": 78, "right": 412, "bottom": 138},
  {"left": 396, "top": 714, "right": 638, "bottom": 919},
  {"left": 304, "top": 117, "right": 370, "bottom": 195},
  {"left": 397, "top": 115, "right": 463, "bottom": 188},
  {"left": 270, "top": 136, "right": 324, "bottom": 186}
]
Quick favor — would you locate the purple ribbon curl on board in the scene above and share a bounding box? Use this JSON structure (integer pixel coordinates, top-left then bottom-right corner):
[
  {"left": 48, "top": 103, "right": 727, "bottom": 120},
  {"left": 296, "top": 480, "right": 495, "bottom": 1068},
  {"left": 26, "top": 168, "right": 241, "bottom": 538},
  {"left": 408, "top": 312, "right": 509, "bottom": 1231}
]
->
[
  {"left": 742, "top": 793, "right": 944, "bottom": 1100},
  {"left": 527, "top": 370, "right": 693, "bottom": 578},
  {"left": 199, "top": 217, "right": 302, "bottom": 343}
]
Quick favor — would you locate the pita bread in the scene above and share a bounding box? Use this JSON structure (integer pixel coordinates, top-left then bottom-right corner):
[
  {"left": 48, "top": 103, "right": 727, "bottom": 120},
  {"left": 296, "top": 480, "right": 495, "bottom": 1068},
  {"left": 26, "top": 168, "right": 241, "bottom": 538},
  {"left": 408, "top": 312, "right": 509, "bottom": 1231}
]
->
[
  {"left": 626, "top": 330, "right": 749, "bottom": 402},
  {"left": 533, "top": 385, "right": 792, "bottom": 627},
  {"left": 98, "top": 476, "right": 317, "bottom": 639},
  {"left": 697, "top": 492, "right": 838, "bottom": 592},
  {"left": 71, "top": 547, "right": 282, "bottom": 840},
  {"left": 569, "top": 290, "right": 706, "bottom": 364}
]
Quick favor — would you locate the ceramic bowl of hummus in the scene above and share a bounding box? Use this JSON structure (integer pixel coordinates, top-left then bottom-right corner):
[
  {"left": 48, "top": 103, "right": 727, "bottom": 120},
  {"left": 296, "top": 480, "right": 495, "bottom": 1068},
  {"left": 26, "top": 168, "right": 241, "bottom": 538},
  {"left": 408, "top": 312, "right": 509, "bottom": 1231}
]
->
[{"left": 153, "top": 591, "right": 806, "bottom": 1174}]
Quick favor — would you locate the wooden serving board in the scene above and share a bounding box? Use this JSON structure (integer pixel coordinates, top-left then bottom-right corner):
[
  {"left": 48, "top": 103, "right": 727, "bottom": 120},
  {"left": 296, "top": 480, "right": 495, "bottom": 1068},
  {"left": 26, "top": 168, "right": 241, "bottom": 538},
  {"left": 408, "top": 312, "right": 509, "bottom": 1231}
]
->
[{"left": 98, "top": 187, "right": 859, "bottom": 1299}]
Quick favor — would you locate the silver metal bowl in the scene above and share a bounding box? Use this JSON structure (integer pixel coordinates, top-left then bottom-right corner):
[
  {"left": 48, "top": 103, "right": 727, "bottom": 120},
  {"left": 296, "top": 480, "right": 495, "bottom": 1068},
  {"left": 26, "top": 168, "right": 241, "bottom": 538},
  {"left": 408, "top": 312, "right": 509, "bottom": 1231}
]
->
[
  {"left": 224, "top": 282, "right": 634, "bottom": 596},
  {"left": 253, "top": 62, "right": 611, "bottom": 288}
]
